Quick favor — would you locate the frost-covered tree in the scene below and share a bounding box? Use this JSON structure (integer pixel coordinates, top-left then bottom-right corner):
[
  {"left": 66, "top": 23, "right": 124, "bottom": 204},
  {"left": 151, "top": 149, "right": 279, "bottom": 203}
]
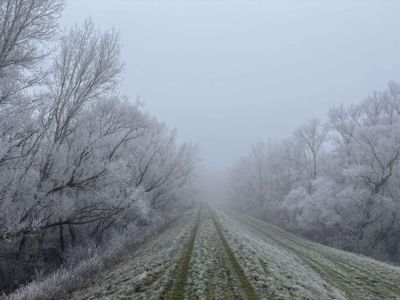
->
[
  {"left": 0, "top": 5, "right": 198, "bottom": 292},
  {"left": 0, "top": 19, "right": 198, "bottom": 243},
  {"left": 230, "top": 141, "right": 290, "bottom": 219},
  {"left": 230, "top": 82, "right": 400, "bottom": 262},
  {"left": 294, "top": 119, "right": 327, "bottom": 181},
  {"left": 0, "top": 0, "right": 63, "bottom": 171}
]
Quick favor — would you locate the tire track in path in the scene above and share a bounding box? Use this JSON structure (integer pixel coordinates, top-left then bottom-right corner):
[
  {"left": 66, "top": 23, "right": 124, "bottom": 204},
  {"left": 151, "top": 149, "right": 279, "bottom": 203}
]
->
[
  {"left": 210, "top": 211, "right": 258, "bottom": 300},
  {"left": 163, "top": 208, "right": 201, "bottom": 299}
]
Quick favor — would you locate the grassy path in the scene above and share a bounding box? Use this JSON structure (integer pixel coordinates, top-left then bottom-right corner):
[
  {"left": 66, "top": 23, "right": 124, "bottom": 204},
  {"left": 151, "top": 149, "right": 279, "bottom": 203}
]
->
[
  {"left": 65, "top": 206, "right": 400, "bottom": 300},
  {"left": 211, "top": 213, "right": 258, "bottom": 300},
  {"left": 163, "top": 209, "right": 201, "bottom": 299},
  {"left": 182, "top": 208, "right": 259, "bottom": 299}
]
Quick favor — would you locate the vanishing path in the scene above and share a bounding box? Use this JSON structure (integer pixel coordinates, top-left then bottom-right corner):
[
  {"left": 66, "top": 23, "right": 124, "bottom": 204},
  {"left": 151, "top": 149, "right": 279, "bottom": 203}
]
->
[{"left": 66, "top": 206, "right": 400, "bottom": 300}]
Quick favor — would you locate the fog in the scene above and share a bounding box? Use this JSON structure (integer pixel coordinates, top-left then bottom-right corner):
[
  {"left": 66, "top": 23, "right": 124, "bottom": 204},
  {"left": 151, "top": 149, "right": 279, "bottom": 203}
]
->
[
  {"left": 61, "top": 0, "right": 400, "bottom": 171},
  {"left": 3, "top": 1, "right": 400, "bottom": 296}
]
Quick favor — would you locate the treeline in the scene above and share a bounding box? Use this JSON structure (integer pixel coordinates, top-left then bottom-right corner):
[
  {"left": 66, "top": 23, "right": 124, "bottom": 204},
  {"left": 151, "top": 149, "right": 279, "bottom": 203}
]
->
[
  {"left": 230, "top": 81, "right": 400, "bottom": 263},
  {"left": 0, "top": 0, "right": 197, "bottom": 294}
]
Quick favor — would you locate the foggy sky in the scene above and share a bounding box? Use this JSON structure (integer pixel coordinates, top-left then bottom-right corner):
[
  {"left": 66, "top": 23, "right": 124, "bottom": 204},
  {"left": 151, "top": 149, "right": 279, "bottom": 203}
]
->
[{"left": 61, "top": 0, "right": 400, "bottom": 171}]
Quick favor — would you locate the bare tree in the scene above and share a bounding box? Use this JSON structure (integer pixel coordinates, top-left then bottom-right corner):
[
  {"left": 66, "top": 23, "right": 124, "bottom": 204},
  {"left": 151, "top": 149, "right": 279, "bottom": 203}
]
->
[{"left": 294, "top": 118, "right": 327, "bottom": 181}]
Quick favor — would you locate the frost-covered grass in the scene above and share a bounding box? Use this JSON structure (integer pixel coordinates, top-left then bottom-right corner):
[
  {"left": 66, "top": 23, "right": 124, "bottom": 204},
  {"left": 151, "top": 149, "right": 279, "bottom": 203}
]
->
[
  {"left": 164, "top": 209, "right": 200, "bottom": 299},
  {"left": 4, "top": 223, "right": 164, "bottom": 300},
  {"left": 185, "top": 209, "right": 255, "bottom": 299},
  {"left": 215, "top": 213, "right": 343, "bottom": 299},
  {"left": 4, "top": 208, "right": 197, "bottom": 300},
  {"left": 217, "top": 210, "right": 400, "bottom": 300},
  {"left": 211, "top": 213, "right": 258, "bottom": 300},
  {"left": 10, "top": 207, "right": 400, "bottom": 300},
  {"left": 186, "top": 210, "right": 227, "bottom": 299},
  {"left": 66, "top": 209, "right": 197, "bottom": 300},
  {"left": 186, "top": 210, "right": 219, "bottom": 298}
]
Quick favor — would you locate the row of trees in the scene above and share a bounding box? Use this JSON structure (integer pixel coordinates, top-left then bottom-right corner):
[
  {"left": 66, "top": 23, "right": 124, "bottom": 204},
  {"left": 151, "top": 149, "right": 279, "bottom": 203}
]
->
[
  {"left": 230, "top": 81, "right": 400, "bottom": 262},
  {"left": 0, "top": 0, "right": 198, "bottom": 292}
]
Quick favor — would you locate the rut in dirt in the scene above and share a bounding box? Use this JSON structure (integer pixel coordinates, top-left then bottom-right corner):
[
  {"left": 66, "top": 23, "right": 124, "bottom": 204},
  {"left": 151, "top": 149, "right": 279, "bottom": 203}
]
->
[
  {"left": 211, "top": 213, "right": 258, "bottom": 300},
  {"left": 163, "top": 209, "right": 201, "bottom": 299},
  {"left": 163, "top": 208, "right": 258, "bottom": 300}
]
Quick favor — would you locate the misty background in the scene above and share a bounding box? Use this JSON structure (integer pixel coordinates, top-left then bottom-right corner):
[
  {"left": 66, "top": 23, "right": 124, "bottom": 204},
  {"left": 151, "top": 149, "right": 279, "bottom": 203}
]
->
[
  {"left": 3, "top": 1, "right": 400, "bottom": 297},
  {"left": 61, "top": 0, "right": 400, "bottom": 172}
]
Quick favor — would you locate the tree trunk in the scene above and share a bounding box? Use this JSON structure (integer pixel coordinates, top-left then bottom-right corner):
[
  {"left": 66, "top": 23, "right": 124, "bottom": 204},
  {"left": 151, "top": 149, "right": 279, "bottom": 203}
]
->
[
  {"left": 59, "top": 219, "right": 65, "bottom": 254},
  {"left": 16, "top": 234, "right": 27, "bottom": 260},
  {"left": 68, "top": 223, "right": 76, "bottom": 245}
]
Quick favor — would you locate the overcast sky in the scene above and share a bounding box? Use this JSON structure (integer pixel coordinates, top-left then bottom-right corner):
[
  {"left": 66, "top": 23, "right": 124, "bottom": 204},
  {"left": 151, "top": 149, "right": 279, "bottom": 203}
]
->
[{"left": 61, "top": 0, "right": 400, "bottom": 171}]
